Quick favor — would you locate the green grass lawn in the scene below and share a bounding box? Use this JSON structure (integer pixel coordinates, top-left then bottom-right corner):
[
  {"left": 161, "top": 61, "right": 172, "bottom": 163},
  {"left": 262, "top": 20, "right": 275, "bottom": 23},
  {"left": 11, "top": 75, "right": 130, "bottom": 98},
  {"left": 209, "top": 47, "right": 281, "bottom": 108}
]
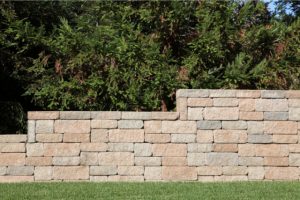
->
[{"left": 0, "top": 182, "right": 299, "bottom": 200}]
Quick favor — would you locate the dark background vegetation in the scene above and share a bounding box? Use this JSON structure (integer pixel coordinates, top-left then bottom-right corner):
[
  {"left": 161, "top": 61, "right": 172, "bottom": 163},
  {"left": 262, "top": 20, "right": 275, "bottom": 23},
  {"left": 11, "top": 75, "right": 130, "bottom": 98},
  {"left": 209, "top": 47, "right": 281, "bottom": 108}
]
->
[{"left": 0, "top": 0, "right": 299, "bottom": 133}]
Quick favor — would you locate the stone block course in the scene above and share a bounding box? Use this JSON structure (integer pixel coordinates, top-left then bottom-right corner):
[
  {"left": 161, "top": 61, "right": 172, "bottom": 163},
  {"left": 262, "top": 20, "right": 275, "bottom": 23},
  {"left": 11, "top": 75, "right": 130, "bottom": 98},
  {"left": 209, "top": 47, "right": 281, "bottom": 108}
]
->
[
  {"left": 204, "top": 107, "right": 239, "bottom": 120},
  {"left": 118, "top": 120, "right": 143, "bottom": 129}
]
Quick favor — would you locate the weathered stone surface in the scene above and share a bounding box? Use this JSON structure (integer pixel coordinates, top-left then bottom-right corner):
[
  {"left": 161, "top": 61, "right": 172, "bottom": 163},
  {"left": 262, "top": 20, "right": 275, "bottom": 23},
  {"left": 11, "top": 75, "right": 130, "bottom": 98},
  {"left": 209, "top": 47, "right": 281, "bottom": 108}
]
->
[
  {"left": 151, "top": 112, "right": 179, "bottom": 120},
  {"left": 0, "top": 135, "right": 27, "bottom": 143},
  {"left": 187, "top": 143, "right": 212, "bottom": 153},
  {"left": 264, "top": 112, "right": 288, "bottom": 121},
  {"left": 288, "top": 99, "right": 300, "bottom": 107},
  {"left": 109, "top": 129, "right": 144, "bottom": 142},
  {"left": 187, "top": 98, "right": 213, "bottom": 107},
  {"left": 206, "top": 153, "right": 238, "bottom": 166},
  {"left": 44, "top": 143, "right": 80, "bottom": 157},
  {"left": 204, "top": 107, "right": 239, "bottom": 120},
  {"left": 28, "top": 111, "right": 59, "bottom": 120},
  {"left": 213, "top": 130, "right": 247, "bottom": 143},
  {"left": 145, "top": 134, "right": 170, "bottom": 143},
  {"left": 26, "top": 157, "right": 52, "bottom": 166},
  {"left": 248, "top": 167, "right": 264, "bottom": 180},
  {"left": 54, "top": 120, "right": 90, "bottom": 134},
  {"left": 215, "top": 176, "right": 248, "bottom": 181},
  {"left": 0, "top": 153, "right": 25, "bottom": 166},
  {"left": 53, "top": 157, "right": 80, "bottom": 166},
  {"left": 248, "top": 135, "right": 272, "bottom": 144},
  {"left": 255, "top": 99, "right": 288, "bottom": 111},
  {"left": 60, "top": 111, "right": 90, "bottom": 119},
  {"left": 36, "top": 134, "right": 63, "bottom": 143},
  {"left": 118, "top": 166, "right": 144, "bottom": 176},
  {"left": 144, "top": 121, "right": 161, "bottom": 134},
  {"left": 222, "top": 121, "right": 247, "bottom": 130},
  {"left": 255, "top": 144, "right": 288, "bottom": 157},
  {"left": 171, "top": 134, "right": 196, "bottom": 143},
  {"left": 289, "top": 144, "right": 300, "bottom": 152},
  {"left": 80, "top": 143, "right": 107, "bottom": 152},
  {"left": 0, "top": 143, "right": 25, "bottom": 153},
  {"left": 121, "top": 112, "right": 152, "bottom": 120},
  {"left": 213, "top": 98, "right": 238, "bottom": 107},
  {"left": 289, "top": 154, "right": 300, "bottom": 166},
  {"left": 264, "top": 121, "right": 297, "bottom": 134},
  {"left": 197, "top": 121, "right": 221, "bottom": 130},
  {"left": 90, "top": 166, "right": 117, "bottom": 175},
  {"left": 0, "top": 176, "right": 33, "bottom": 182},
  {"left": 177, "top": 89, "right": 209, "bottom": 98},
  {"left": 162, "top": 157, "right": 187, "bottom": 166},
  {"left": 152, "top": 144, "right": 187, "bottom": 157},
  {"left": 196, "top": 130, "right": 213, "bottom": 143},
  {"left": 209, "top": 90, "right": 236, "bottom": 98},
  {"left": 118, "top": 120, "right": 143, "bottom": 129},
  {"left": 27, "top": 120, "right": 35, "bottom": 143},
  {"left": 63, "top": 133, "right": 90, "bottom": 143},
  {"left": 91, "top": 129, "right": 108, "bottom": 143},
  {"left": 213, "top": 144, "right": 237, "bottom": 152},
  {"left": 90, "top": 176, "right": 108, "bottom": 182},
  {"left": 187, "top": 153, "right": 206, "bottom": 166},
  {"left": 108, "top": 175, "right": 144, "bottom": 182},
  {"left": 135, "top": 157, "right": 161, "bottom": 166},
  {"left": 162, "top": 166, "right": 197, "bottom": 181},
  {"left": 222, "top": 166, "right": 247, "bottom": 175},
  {"left": 36, "top": 120, "right": 54, "bottom": 134},
  {"left": 144, "top": 167, "right": 161, "bottom": 180},
  {"left": 238, "top": 144, "right": 255, "bottom": 156},
  {"left": 286, "top": 90, "right": 300, "bottom": 98},
  {"left": 197, "top": 166, "right": 222, "bottom": 175},
  {"left": 162, "top": 121, "right": 196, "bottom": 134},
  {"left": 239, "top": 112, "right": 263, "bottom": 121},
  {"left": 236, "top": 90, "right": 260, "bottom": 98},
  {"left": 239, "top": 99, "right": 255, "bottom": 111},
  {"left": 265, "top": 167, "right": 299, "bottom": 180},
  {"left": 26, "top": 143, "right": 44, "bottom": 157},
  {"left": 264, "top": 157, "right": 288, "bottom": 166},
  {"left": 239, "top": 157, "right": 263, "bottom": 166},
  {"left": 289, "top": 108, "right": 300, "bottom": 120},
  {"left": 35, "top": 166, "right": 52, "bottom": 181},
  {"left": 53, "top": 166, "right": 89, "bottom": 180},
  {"left": 108, "top": 143, "right": 133, "bottom": 152},
  {"left": 91, "top": 120, "right": 117, "bottom": 129},
  {"left": 188, "top": 107, "right": 203, "bottom": 120},
  {"left": 261, "top": 90, "right": 285, "bottom": 99},
  {"left": 80, "top": 152, "right": 98, "bottom": 165},
  {"left": 7, "top": 166, "right": 34, "bottom": 176},
  {"left": 273, "top": 135, "right": 298, "bottom": 143},
  {"left": 98, "top": 152, "right": 134, "bottom": 166},
  {"left": 91, "top": 111, "right": 121, "bottom": 119},
  {"left": 134, "top": 143, "right": 152, "bottom": 156},
  {"left": 247, "top": 121, "right": 264, "bottom": 134},
  {"left": 197, "top": 176, "right": 215, "bottom": 182},
  {"left": 176, "top": 98, "right": 187, "bottom": 120}
]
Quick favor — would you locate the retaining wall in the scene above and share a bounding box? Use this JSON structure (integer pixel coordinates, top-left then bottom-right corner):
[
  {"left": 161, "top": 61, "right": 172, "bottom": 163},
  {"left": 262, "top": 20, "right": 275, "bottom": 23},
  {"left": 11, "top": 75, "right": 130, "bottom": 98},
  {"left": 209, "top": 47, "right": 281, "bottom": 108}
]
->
[{"left": 1, "top": 89, "right": 300, "bottom": 182}]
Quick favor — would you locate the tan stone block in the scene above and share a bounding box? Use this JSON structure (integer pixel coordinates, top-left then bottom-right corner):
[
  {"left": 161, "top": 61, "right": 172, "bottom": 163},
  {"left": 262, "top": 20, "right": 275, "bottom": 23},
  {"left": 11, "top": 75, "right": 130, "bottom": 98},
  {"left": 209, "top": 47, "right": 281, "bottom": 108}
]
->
[
  {"left": 28, "top": 111, "right": 59, "bottom": 120},
  {"left": 0, "top": 135, "right": 27, "bottom": 143},
  {"left": 187, "top": 153, "right": 206, "bottom": 166},
  {"left": 36, "top": 120, "right": 54, "bottom": 134},
  {"left": 118, "top": 166, "right": 144, "bottom": 176},
  {"left": 80, "top": 152, "right": 98, "bottom": 165},
  {"left": 98, "top": 152, "right": 134, "bottom": 166},
  {"left": 204, "top": 107, "right": 239, "bottom": 120},
  {"left": 162, "top": 157, "right": 187, "bottom": 166},
  {"left": 289, "top": 108, "right": 300, "bottom": 120},
  {"left": 152, "top": 144, "right": 187, "bottom": 157},
  {"left": 91, "top": 120, "right": 117, "bottom": 129},
  {"left": 145, "top": 134, "right": 170, "bottom": 143},
  {"left": 35, "top": 166, "right": 52, "bottom": 181},
  {"left": 247, "top": 121, "right": 263, "bottom": 134},
  {"left": 162, "top": 121, "right": 196, "bottom": 134},
  {"left": 121, "top": 112, "right": 152, "bottom": 120},
  {"left": 90, "top": 176, "right": 108, "bottom": 182},
  {"left": 0, "top": 143, "right": 25, "bottom": 153},
  {"left": 0, "top": 153, "right": 25, "bottom": 166},
  {"left": 239, "top": 157, "right": 263, "bottom": 166},
  {"left": 80, "top": 143, "right": 107, "bottom": 152},
  {"left": 206, "top": 153, "right": 238, "bottom": 166},
  {"left": 27, "top": 120, "right": 35, "bottom": 143},
  {"left": 135, "top": 157, "right": 161, "bottom": 166},
  {"left": 209, "top": 90, "right": 236, "bottom": 97},
  {"left": 26, "top": 157, "right": 52, "bottom": 166},
  {"left": 118, "top": 120, "right": 143, "bottom": 129},
  {"left": 238, "top": 144, "right": 255, "bottom": 156},
  {"left": 44, "top": 143, "right": 80, "bottom": 157},
  {"left": 265, "top": 167, "right": 298, "bottom": 180},
  {"left": 236, "top": 90, "right": 261, "bottom": 98},
  {"left": 273, "top": 135, "right": 298, "bottom": 143},
  {"left": 53, "top": 166, "right": 89, "bottom": 180},
  {"left": 134, "top": 143, "right": 152, "bottom": 157},
  {"left": 289, "top": 144, "right": 300, "bottom": 153},
  {"left": 222, "top": 121, "right": 247, "bottom": 130},
  {"left": 214, "top": 130, "right": 247, "bottom": 143},
  {"left": 214, "top": 176, "right": 247, "bottom": 181},
  {"left": 176, "top": 98, "right": 187, "bottom": 120},
  {"left": 197, "top": 176, "right": 214, "bottom": 182},
  {"left": 53, "top": 157, "right": 80, "bottom": 166},
  {"left": 144, "top": 167, "right": 161, "bottom": 180},
  {"left": 286, "top": 91, "right": 300, "bottom": 98},
  {"left": 196, "top": 130, "right": 213, "bottom": 143},
  {"left": 108, "top": 175, "right": 144, "bottom": 182},
  {"left": 197, "top": 166, "right": 222, "bottom": 175},
  {"left": 107, "top": 143, "right": 133, "bottom": 152},
  {"left": 63, "top": 133, "right": 90, "bottom": 143},
  {"left": 288, "top": 99, "right": 300, "bottom": 107},
  {"left": 162, "top": 166, "right": 197, "bottom": 181},
  {"left": 151, "top": 112, "right": 179, "bottom": 120},
  {"left": 60, "top": 111, "right": 90, "bottom": 119},
  {"left": 289, "top": 154, "right": 300, "bottom": 166},
  {"left": 144, "top": 121, "right": 161, "bottom": 134},
  {"left": 248, "top": 167, "right": 264, "bottom": 180},
  {"left": 187, "top": 98, "right": 213, "bottom": 107},
  {"left": 36, "top": 134, "right": 63, "bottom": 143},
  {"left": 7, "top": 166, "right": 34, "bottom": 176},
  {"left": 26, "top": 143, "right": 44, "bottom": 157},
  {"left": 264, "top": 121, "right": 297, "bottom": 134},
  {"left": 261, "top": 90, "right": 285, "bottom": 98},
  {"left": 239, "top": 99, "right": 255, "bottom": 111},
  {"left": 54, "top": 120, "right": 90, "bottom": 134},
  {"left": 213, "top": 144, "right": 237, "bottom": 152},
  {"left": 213, "top": 98, "right": 238, "bottom": 107},
  {"left": 188, "top": 107, "right": 203, "bottom": 120},
  {"left": 256, "top": 99, "right": 288, "bottom": 112},
  {"left": 171, "top": 134, "right": 196, "bottom": 143},
  {"left": 90, "top": 166, "right": 117, "bottom": 175},
  {"left": 264, "top": 157, "right": 288, "bottom": 166},
  {"left": 177, "top": 89, "right": 209, "bottom": 98},
  {"left": 109, "top": 129, "right": 144, "bottom": 142},
  {"left": 91, "top": 111, "right": 121, "bottom": 119},
  {"left": 0, "top": 176, "right": 34, "bottom": 182},
  {"left": 187, "top": 143, "right": 212, "bottom": 153},
  {"left": 91, "top": 129, "right": 108, "bottom": 143},
  {"left": 222, "top": 166, "right": 247, "bottom": 175},
  {"left": 239, "top": 112, "right": 263, "bottom": 120},
  {"left": 255, "top": 144, "right": 288, "bottom": 157}
]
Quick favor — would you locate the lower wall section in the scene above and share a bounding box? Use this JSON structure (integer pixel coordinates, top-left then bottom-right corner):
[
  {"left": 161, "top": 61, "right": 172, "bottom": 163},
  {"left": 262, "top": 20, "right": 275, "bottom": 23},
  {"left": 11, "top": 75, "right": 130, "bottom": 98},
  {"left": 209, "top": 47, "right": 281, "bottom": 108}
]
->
[{"left": 1, "top": 89, "right": 300, "bottom": 182}]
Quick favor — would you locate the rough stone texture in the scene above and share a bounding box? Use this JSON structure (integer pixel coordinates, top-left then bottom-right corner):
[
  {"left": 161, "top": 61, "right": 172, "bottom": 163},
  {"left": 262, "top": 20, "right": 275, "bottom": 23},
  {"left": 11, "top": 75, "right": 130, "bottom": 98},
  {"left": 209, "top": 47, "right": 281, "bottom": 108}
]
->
[
  {"left": 80, "top": 152, "right": 99, "bottom": 165},
  {"left": 162, "top": 157, "right": 187, "bottom": 166},
  {"left": 63, "top": 133, "right": 90, "bottom": 143},
  {"left": 53, "top": 166, "right": 89, "bottom": 180},
  {"left": 176, "top": 98, "right": 187, "bottom": 120},
  {"left": 222, "top": 121, "right": 247, "bottom": 130},
  {"left": 187, "top": 98, "right": 213, "bottom": 107},
  {"left": 239, "top": 112, "right": 263, "bottom": 121},
  {"left": 7, "top": 166, "right": 34, "bottom": 176},
  {"left": 35, "top": 166, "right": 52, "bottom": 181},
  {"left": 239, "top": 157, "right": 263, "bottom": 166},
  {"left": 248, "top": 167, "right": 264, "bottom": 180},
  {"left": 90, "top": 166, "right": 117, "bottom": 175},
  {"left": 54, "top": 120, "right": 90, "bottom": 134},
  {"left": 52, "top": 157, "right": 80, "bottom": 166},
  {"left": 60, "top": 111, "right": 90, "bottom": 119},
  {"left": 196, "top": 130, "right": 213, "bottom": 143},
  {"left": 177, "top": 89, "right": 209, "bottom": 98},
  {"left": 206, "top": 153, "right": 238, "bottom": 166},
  {"left": 265, "top": 167, "right": 299, "bottom": 180},
  {"left": 26, "top": 144, "right": 44, "bottom": 157},
  {"left": 264, "top": 121, "right": 297, "bottom": 134},
  {"left": 214, "top": 176, "right": 248, "bottom": 181},
  {"left": 98, "top": 152, "right": 134, "bottom": 166},
  {"left": 109, "top": 129, "right": 144, "bottom": 142},
  {"left": 288, "top": 99, "right": 300, "bottom": 107},
  {"left": 134, "top": 143, "right": 152, "bottom": 157},
  {"left": 204, "top": 107, "right": 239, "bottom": 120},
  {"left": 197, "top": 166, "right": 222, "bottom": 175},
  {"left": 289, "top": 108, "right": 300, "bottom": 120},
  {"left": 264, "top": 157, "right": 288, "bottom": 166},
  {"left": 118, "top": 166, "right": 144, "bottom": 176},
  {"left": 108, "top": 143, "right": 133, "bottom": 152},
  {"left": 28, "top": 111, "right": 59, "bottom": 120},
  {"left": 255, "top": 99, "right": 288, "bottom": 111},
  {"left": 238, "top": 144, "right": 255, "bottom": 157},
  {"left": 209, "top": 90, "right": 236, "bottom": 98},
  {"left": 91, "top": 111, "right": 121, "bottom": 119},
  {"left": 44, "top": 143, "right": 80, "bottom": 157},
  {"left": 145, "top": 134, "right": 170, "bottom": 143},
  {"left": 222, "top": 166, "right": 247, "bottom": 175},
  {"left": 187, "top": 107, "right": 203, "bottom": 120},
  {"left": 289, "top": 154, "right": 300, "bottom": 166},
  {"left": 0, "top": 143, "right": 25, "bottom": 153},
  {"left": 197, "top": 121, "right": 221, "bottom": 130},
  {"left": 0, "top": 176, "right": 33, "bottom": 182},
  {"left": 264, "top": 112, "right": 288, "bottom": 121},
  {"left": 261, "top": 90, "right": 285, "bottom": 99},
  {"left": 118, "top": 120, "right": 143, "bottom": 129},
  {"left": 144, "top": 121, "right": 161, "bottom": 134},
  {"left": 151, "top": 112, "right": 179, "bottom": 120},
  {"left": 247, "top": 121, "right": 264, "bottom": 134},
  {"left": 171, "top": 134, "right": 196, "bottom": 143},
  {"left": 144, "top": 167, "right": 161, "bottom": 180},
  {"left": 162, "top": 166, "right": 197, "bottom": 181},
  {"left": 187, "top": 153, "right": 206, "bottom": 166},
  {"left": 122, "top": 112, "right": 152, "bottom": 120},
  {"left": 135, "top": 157, "right": 161, "bottom": 166},
  {"left": 273, "top": 135, "right": 298, "bottom": 144},
  {"left": 26, "top": 157, "right": 52, "bottom": 166},
  {"left": 36, "top": 134, "right": 63, "bottom": 143},
  {"left": 188, "top": 143, "right": 212, "bottom": 153},
  {"left": 91, "top": 129, "right": 108, "bottom": 143},
  {"left": 213, "top": 98, "right": 238, "bottom": 107},
  {"left": 91, "top": 120, "right": 117, "bottom": 129},
  {"left": 239, "top": 99, "right": 255, "bottom": 111},
  {"left": 213, "top": 130, "right": 247, "bottom": 144},
  {"left": 27, "top": 120, "right": 35, "bottom": 143},
  {"left": 36, "top": 120, "right": 53, "bottom": 134},
  {"left": 255, "top": 144, "right": 289, "bottom": 157},
  {"left": 0, "top": 135, "right": 27, "bottom": 143},
  {"left": 80, "top": 143, "right": 107, "bottom": 152},
  {"left": 152, "top": 144, "right": 187, "bottom": 157},
  {"left": 162, "top": 121, "right": 196, "bottom": 134},
  {"left": 213, "top": 144, "right": 238, "bottom": 152},
  {"left": 236, "top": 90, "right": 260, "bottom": 98},
  {"left": 248, "top": 135, "right": 272, "bottom": 144},
  {"left": 0, "top": 153, "right": 25, "bottom": 166}
]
